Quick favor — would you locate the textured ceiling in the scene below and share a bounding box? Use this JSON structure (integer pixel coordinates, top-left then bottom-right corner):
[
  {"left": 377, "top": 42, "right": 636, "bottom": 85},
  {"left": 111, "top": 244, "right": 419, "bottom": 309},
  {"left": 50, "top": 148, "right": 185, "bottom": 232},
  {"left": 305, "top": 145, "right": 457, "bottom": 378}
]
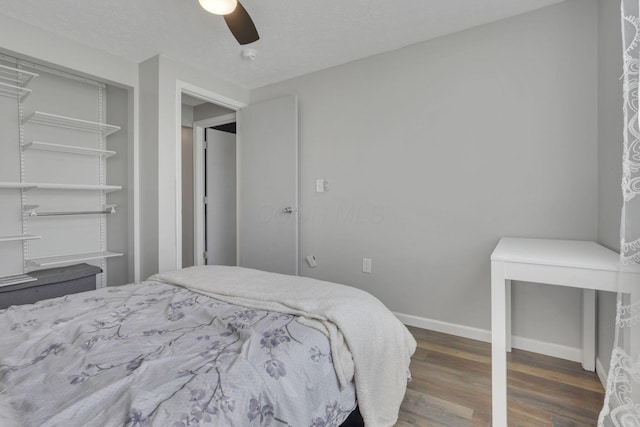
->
[{"left": 0, "top": 0, "right": 564, "bottom": 89}]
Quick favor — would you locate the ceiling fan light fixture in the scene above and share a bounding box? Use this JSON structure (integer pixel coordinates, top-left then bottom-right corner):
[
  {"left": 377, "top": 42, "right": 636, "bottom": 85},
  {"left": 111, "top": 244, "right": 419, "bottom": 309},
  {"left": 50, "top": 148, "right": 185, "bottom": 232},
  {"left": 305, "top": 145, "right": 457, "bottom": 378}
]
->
[{"left": 199, "top": 0, "right": 237, "bottom": 15}]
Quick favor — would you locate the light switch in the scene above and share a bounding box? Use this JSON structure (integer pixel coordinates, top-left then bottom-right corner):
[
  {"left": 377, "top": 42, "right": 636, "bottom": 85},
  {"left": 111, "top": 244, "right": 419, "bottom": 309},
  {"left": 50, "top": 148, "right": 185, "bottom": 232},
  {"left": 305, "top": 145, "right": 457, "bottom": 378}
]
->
[{"left": 316, "top": 179, "right": 325, "bottom": 193}]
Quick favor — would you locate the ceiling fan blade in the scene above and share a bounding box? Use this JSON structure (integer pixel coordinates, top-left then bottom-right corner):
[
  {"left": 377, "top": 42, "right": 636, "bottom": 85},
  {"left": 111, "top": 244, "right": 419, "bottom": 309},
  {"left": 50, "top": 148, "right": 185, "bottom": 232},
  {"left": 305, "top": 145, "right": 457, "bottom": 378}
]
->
[{"left": 224, "top": 1, "right": 259, "bottom": 45}]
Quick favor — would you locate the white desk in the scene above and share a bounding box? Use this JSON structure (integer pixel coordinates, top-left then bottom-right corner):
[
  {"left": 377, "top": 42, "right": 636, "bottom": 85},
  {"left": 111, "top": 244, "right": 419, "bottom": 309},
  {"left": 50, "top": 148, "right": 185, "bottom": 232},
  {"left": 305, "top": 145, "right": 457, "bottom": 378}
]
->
[{"left": 491, "top": 237, "right": 619, "bottom": 427}]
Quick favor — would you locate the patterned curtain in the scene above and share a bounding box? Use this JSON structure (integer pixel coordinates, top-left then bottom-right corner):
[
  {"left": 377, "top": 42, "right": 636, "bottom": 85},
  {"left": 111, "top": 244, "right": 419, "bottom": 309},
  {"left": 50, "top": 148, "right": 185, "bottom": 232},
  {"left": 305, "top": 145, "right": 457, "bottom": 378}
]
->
[{"left": 598, "top": 1, "right": 640, "bottom": 425}]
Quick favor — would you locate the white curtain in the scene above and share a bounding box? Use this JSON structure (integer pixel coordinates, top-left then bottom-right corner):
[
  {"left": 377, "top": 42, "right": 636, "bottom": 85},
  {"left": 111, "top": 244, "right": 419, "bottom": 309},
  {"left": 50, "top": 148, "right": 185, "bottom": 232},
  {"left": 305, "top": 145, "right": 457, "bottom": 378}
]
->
[{"left": 599, "top": 1, "right": 640, "bottom": 425}]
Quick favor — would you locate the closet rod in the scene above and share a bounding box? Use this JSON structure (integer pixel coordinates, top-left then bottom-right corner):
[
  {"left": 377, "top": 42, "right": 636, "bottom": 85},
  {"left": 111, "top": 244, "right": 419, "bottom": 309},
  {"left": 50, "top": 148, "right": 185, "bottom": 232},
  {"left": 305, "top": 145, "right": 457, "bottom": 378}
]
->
[{"left": 29, "top": 207, "right": 116, "bottom": 217}]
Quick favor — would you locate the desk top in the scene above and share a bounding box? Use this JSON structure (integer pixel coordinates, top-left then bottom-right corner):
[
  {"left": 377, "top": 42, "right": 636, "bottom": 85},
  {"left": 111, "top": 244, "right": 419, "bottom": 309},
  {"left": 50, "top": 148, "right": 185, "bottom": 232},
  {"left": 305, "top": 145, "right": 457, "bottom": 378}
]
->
[{"left": 491, "top": 238, "right": 620, "bottom": 272}]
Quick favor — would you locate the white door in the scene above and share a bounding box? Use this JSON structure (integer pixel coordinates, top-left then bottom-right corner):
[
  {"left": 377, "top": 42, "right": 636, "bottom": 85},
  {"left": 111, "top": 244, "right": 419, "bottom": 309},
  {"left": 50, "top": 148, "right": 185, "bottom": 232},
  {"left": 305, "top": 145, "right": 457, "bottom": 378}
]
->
[
  {"left": 205, "top": 128, "right": 237, "bottom": 266},
  {"left": 238, "top": 96, "right": 298, "bottom": 275}
]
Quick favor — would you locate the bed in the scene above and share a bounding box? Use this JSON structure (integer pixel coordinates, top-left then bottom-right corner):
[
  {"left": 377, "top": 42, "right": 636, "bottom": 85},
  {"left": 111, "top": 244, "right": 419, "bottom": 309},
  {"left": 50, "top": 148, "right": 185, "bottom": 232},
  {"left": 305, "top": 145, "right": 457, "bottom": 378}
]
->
[{"left": 0, "top": 266, "right": 416, "bottom": 427}]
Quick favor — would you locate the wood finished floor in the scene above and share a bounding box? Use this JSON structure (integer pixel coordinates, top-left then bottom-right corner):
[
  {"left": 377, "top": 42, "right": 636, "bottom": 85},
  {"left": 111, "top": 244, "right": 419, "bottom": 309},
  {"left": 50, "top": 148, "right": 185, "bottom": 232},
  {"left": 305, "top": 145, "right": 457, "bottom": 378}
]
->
[{"left": 396, "top": 326, "right": 605, "bottom": 427}]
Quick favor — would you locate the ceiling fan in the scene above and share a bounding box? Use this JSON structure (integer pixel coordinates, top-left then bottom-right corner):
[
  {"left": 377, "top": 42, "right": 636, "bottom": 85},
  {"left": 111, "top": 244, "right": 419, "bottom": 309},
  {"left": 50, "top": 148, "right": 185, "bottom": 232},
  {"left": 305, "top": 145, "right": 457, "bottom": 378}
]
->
[{"left": 198, "top": 0, "right": 260, "bottom": 45}]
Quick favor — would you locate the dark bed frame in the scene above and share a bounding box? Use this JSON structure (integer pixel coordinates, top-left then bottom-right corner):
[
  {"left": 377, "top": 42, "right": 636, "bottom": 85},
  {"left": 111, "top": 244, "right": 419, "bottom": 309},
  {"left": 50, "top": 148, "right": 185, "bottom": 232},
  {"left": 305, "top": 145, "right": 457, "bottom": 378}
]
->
[{"left": 340, "top": 406, "right": 364, "bottom": 427}]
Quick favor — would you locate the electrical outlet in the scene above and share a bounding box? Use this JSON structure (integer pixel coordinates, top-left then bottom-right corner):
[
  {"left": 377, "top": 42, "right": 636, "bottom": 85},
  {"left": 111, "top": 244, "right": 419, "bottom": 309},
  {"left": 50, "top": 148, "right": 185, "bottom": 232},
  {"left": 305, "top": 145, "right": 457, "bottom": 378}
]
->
[
  {"left": 362, "top": 258, "right": 372, "bottom": 273},
  {"left": 306, "top": 255, "right": 318, "bottom": 268}
]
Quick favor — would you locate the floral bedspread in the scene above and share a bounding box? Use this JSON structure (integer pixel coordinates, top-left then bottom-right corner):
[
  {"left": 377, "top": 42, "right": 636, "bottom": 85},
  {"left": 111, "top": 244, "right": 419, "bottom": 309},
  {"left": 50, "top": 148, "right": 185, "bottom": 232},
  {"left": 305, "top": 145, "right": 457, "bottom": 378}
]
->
[{"left": 0, "top": 281, "right": 356, "bottom": 427}]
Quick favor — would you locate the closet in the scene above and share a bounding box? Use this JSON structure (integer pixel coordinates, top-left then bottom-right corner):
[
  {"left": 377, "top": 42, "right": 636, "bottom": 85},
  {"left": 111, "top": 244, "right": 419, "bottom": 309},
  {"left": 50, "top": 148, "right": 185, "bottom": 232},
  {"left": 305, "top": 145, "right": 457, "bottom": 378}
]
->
[{"left": 0, "top": 55, "right": 128, "bottom": 290}]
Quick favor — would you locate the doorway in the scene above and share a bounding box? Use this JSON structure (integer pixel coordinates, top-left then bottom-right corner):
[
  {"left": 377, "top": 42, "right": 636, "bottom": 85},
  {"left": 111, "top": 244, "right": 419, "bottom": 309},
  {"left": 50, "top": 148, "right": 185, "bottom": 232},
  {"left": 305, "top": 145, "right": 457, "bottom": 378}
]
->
[
  {"left": 181, "top": 93, "right": 235, "bottom": 267},
  {"left": 177, "top": 84, "right": 299, "bottom": 274}
]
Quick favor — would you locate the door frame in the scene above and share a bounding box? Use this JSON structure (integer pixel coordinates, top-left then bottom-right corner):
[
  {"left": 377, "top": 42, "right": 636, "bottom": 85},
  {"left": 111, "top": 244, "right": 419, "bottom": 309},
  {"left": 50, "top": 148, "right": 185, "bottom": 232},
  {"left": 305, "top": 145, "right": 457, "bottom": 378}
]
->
[
  {"left": 192, "top": 113, "right": 237, "bottom": 266},
  {"left": 175, "top": 81, "right": 246, "bottom": 269}
]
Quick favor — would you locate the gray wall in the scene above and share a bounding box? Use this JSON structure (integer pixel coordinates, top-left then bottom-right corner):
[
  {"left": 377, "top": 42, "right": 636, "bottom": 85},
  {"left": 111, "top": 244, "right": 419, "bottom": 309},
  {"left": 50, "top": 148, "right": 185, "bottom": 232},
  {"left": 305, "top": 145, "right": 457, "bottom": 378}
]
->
[
  {"left": 181, "top": 126, "right": 195, "bottom": 268},
  {"left": 181, "top": 104, "right": 194, "bottom": 127},
  {"left": 597, "top": 0, "right": 624, "bottom": 373},
  {"left": 0, "top": 58, "right": 24, "bottom": 278},
  {"left": 251, "top": 0, "right": 599, "bottom": 348},
  {"left": 0, "top": 14, "right": 137, "bottom": 90},
  {"left": 106, "top": 85, "right": 131, "bottom": 285},
  {"left": 138, "top": 56, "right": 160, "bottom": 280}
]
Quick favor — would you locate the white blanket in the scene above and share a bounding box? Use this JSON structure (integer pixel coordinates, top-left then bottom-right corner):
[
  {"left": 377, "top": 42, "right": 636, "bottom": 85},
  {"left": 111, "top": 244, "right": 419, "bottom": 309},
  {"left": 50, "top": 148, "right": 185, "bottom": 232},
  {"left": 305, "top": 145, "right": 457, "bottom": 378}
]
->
[{"left": 150, "top": 266, "right": 416, "bottom": 427}]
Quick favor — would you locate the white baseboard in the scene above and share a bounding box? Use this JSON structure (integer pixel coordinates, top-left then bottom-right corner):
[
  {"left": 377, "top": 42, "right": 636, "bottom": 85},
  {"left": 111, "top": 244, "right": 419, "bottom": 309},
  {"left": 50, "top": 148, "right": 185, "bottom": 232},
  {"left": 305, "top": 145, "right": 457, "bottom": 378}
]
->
[
  {"left": 596, "top": 357, "right": 608, "bottom": 388},
  {"left": 511, "top": 335, "right": 581, "bottom": 363},
  {"left": 395, "top": 311, "right": 582, "bottom": 363},
  {"left": 395, "top": 312, "right": 491, "bottom": 343}
]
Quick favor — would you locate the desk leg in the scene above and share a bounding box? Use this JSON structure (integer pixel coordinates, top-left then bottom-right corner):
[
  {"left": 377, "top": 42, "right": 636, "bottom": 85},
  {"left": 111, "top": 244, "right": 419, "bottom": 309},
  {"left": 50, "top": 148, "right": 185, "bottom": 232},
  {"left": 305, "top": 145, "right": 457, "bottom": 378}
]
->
[
  {"left": 582, "top": 289, "right": 596, "bottom": 372},
  {"left": 491, "top": 260, "right": 508, "bottom": 426},
  {"left": 506, "top": 279, "right": 512, "bottom": 352}
]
